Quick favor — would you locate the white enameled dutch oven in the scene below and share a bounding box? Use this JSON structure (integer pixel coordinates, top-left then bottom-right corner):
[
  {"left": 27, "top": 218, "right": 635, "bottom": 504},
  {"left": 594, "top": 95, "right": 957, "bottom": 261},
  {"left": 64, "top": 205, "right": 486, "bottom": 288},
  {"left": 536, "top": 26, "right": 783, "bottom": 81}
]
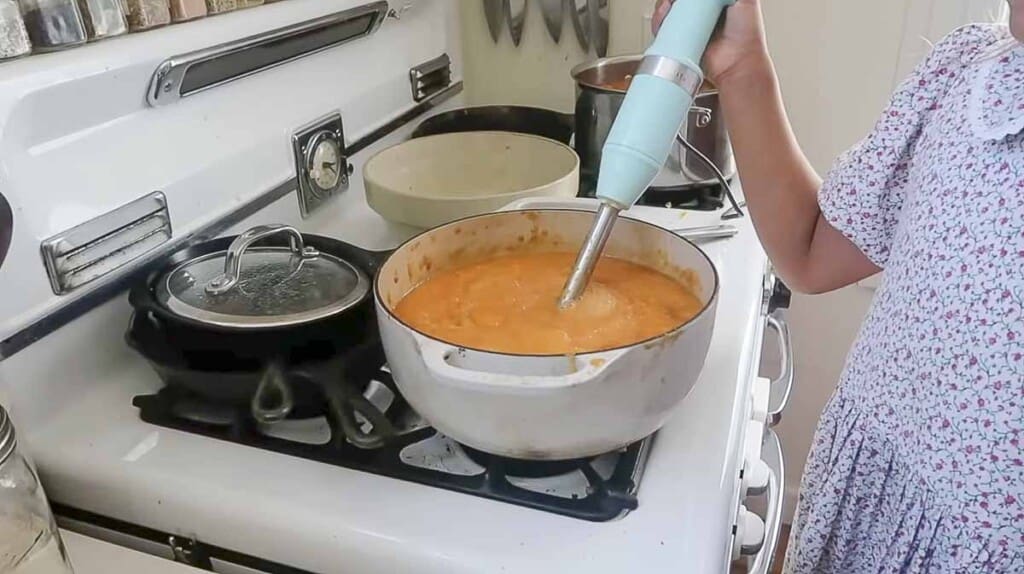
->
[{"left": 374, "top": 210, "right": 719, "bottom": 460}]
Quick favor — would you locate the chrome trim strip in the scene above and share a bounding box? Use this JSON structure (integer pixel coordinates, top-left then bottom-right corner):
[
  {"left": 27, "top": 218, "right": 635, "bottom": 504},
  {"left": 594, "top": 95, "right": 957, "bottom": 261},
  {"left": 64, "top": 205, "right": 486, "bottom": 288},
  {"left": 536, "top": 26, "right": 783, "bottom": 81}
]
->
[
  {"left": 148, "top": 1, "right": 389, "bottom": 107},
  {"left": 0, "top": 82, "right": 462, "bottom": 360},
  {"left": 409, "top": 53, "right": 452, "bottom": 102},
  {"left": 41, "top": 192, "right": 172, "bottom": 295},
  {"left": 636, "top": 54, "right": 703, "bottom": 96}
]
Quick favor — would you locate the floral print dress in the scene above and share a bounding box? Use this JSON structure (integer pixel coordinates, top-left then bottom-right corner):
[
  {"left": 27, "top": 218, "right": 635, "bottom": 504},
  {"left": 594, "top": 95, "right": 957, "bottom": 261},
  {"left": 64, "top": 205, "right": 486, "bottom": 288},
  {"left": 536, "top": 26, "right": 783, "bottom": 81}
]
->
[{"left": 783, "top": 25, "right": 1024, "bottom": 573}]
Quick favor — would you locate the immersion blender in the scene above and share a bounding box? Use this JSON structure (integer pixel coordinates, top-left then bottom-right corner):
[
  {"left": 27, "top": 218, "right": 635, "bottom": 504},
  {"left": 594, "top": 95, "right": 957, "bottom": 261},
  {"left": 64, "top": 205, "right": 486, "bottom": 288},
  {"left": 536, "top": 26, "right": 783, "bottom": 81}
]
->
[{"left": 558, "top": 0, "right": 736, "bottom": 308}]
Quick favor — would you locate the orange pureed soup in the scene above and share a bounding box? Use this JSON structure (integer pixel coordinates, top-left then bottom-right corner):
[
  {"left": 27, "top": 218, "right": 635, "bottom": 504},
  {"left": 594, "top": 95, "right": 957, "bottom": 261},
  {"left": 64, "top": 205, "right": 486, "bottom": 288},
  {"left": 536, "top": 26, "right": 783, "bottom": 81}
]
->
[{"left": 394, "top": 252, "right": 703, "bottom": 355}]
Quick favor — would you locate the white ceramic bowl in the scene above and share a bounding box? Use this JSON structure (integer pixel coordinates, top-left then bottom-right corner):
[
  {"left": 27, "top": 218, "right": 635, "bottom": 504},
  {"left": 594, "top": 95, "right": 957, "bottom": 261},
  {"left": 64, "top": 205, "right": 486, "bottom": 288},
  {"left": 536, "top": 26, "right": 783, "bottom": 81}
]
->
[{"left": 363, "top": 131, "right": 580, "bottom": 229}]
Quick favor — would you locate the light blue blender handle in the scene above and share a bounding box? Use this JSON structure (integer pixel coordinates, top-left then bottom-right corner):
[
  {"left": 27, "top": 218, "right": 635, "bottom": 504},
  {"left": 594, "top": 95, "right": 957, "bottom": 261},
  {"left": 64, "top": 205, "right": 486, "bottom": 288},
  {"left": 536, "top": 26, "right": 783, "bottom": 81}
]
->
[{"left": 596, "top": 0, "right": 736, "bottom": 209}]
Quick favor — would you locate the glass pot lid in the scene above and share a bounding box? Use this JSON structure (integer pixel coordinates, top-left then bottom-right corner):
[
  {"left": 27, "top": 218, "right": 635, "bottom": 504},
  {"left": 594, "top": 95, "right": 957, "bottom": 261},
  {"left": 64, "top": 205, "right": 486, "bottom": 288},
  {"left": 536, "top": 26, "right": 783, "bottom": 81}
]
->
[{"left": 155, "top": 225, "right": 369, "bottom": 329}]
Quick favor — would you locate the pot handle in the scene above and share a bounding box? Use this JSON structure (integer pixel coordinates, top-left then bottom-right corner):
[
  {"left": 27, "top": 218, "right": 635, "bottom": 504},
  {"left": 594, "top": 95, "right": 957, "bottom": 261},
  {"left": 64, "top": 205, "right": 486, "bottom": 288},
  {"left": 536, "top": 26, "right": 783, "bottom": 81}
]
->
[
  {"left": 251, "top": 361, "right": 294, "bottom": 424},
  {"left": 206, "top": 225, "right": 320, "bottom": 295},
  {"left": 419, "top": 339, "right": 623, "bottom": 388},
  {"left": 675, "top": 132, "right": 745, "bottom": 219}
]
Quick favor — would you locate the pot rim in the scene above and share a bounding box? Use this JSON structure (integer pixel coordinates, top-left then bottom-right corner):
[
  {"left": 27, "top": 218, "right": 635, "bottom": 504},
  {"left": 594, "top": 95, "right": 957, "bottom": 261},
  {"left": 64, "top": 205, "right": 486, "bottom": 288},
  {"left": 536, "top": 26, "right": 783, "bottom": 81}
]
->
[
  {"left": 363, "top": 131, "right": 580, "bottom": 203},
  {"left": 571, "top": 54, "right": 720, "bottom": 96},
  {"left": 374, "top": 208, "right": 721, "bottom": 358}
]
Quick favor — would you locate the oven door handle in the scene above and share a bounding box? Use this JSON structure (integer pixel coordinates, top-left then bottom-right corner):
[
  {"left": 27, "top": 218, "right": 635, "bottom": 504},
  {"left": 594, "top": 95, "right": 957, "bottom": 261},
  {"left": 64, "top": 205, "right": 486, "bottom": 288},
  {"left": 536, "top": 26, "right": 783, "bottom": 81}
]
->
[
  {"left": 745, "top": 428, "right": 785, "bottom": 574},
  {"left": 765, "top": 313, "right": 794, "bottom": 426}
]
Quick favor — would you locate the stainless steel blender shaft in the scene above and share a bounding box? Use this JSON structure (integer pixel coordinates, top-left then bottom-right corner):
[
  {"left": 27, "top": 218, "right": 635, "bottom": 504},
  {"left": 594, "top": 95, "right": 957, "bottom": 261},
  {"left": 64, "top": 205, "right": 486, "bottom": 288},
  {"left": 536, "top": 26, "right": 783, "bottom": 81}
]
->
[{"left": 558, "top": 202, "right": 622, "bottom": 309}]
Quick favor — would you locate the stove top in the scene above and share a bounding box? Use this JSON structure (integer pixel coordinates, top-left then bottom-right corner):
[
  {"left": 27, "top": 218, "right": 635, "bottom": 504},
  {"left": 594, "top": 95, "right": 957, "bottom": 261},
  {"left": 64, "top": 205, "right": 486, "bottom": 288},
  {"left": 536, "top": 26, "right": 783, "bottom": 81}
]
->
[
  {"left": 635, "top": 183, "right": 727, "bottom": 210},
  {"left": 132, "top": 360, "right": 651, "bottom": 523},
  {"left": 579, "top": 180, "right": 728, "bottom": 211}
]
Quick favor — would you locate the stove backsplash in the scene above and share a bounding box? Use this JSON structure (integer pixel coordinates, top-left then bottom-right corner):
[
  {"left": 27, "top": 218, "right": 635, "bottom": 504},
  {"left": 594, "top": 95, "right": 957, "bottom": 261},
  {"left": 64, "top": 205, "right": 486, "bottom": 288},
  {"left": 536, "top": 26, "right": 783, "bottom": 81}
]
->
[{"left": 0, "top": 0, "right": 461, "bottom": 351}]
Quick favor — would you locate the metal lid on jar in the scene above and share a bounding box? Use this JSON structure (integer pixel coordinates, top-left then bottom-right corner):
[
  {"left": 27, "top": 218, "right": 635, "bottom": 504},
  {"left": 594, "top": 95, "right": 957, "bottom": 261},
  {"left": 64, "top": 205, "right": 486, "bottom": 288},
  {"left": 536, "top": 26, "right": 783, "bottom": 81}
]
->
[
  {"left": 154, "top": 225, "right": 369, "bottom": 330},
  {"left": 0, "top": 404, "right": 15, "bottom": 466}
]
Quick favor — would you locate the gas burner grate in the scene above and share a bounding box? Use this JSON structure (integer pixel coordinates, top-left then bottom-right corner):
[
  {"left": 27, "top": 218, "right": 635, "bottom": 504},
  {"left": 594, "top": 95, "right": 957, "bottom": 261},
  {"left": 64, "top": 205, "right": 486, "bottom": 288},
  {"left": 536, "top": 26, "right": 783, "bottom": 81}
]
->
[
  {"left": 635, "top": 183, "right": 727, "bottom": 210},
  {"left": 134, "top": 380, "right": 650, "bottom": 522}
]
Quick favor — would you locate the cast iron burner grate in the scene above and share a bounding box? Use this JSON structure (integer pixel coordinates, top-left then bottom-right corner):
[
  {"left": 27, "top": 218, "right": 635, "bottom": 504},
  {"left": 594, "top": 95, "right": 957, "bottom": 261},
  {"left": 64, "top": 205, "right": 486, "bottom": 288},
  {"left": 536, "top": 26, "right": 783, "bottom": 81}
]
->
[
  {"left": 635, "top": 182, "right": 726, "bottom": 210},
  {"left": 133, "top": 374, "right": 650, "bottom": 522}
]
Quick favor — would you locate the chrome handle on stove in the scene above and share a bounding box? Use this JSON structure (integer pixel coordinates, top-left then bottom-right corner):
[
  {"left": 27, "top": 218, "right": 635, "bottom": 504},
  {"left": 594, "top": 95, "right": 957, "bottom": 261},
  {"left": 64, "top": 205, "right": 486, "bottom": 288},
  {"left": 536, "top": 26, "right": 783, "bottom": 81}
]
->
[
  {"left": 206, "top": 225, "right": 320, "bottom": 295},
  {"left": 744, "top": 429, "right": 785, "bottom": 574},
  {"left": 669, "top": 224, "right": 739, "bottom": 242},
  {"left": 765, "top": 313, "right": 794, "bottom": 427}
]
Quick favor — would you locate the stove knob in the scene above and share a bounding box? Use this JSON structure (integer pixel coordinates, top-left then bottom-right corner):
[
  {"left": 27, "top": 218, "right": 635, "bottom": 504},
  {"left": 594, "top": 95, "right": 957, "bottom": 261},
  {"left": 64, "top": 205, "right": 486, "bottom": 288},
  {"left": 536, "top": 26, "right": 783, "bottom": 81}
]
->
[
  {"left": 732, "top": 506, "right": 766, "bottom": 560},
  {"left": 768, "top": 281, "right": 792, "bottom": 313},
  {"left": 751, "top": 376, "right": 771, "bottom": 424}
]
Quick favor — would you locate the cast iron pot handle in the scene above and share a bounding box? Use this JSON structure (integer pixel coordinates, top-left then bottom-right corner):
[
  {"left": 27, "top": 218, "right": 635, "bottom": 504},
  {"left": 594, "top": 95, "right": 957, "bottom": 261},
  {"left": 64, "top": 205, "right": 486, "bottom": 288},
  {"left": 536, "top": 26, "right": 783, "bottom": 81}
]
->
[
  {"left": 290, "top": 357, "right": 395, "bottom": 450},
  {"left": 333, "top": 391, "right": 395, "bottom": 450},
  {"left": 251, "top": 361, "right": 295, "bottom": 424}
]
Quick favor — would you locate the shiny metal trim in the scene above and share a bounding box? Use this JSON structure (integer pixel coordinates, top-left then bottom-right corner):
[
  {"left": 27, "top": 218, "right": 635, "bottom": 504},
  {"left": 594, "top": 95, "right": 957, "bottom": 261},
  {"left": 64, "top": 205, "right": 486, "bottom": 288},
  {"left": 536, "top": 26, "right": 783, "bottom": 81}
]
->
[
  {"left": 41, "top": 192, "right": 172, "bottom": 296},
  {"left": 148, "top": 2, "right": 389, "bottom": 107},
  {"left": 636, "top": 54, "right": 703, "bottom": 95},
  {"left": 1, "top": 83, "right": 463, "bottom": 360},
  {"left": 745, "top": 429, "right": 785, "bottom": 574},
  {"left": 409, "top": 53, "right": 452, "bottom": 102},
  {"left": 765, "top": 313, "right": 794, "bottom": 427},
  {"left": 292, "top": 112, "right": 348, "bottom": 219},
  {"left": 0, "top": 405, "right": 14, "bottom": 465}
]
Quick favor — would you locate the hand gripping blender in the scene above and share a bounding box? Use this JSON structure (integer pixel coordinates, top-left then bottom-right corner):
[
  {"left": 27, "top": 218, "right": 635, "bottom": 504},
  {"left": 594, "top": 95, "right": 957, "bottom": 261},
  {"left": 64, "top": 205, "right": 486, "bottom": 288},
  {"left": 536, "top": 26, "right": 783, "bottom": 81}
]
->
[{"left": 558, "top": 0, "right": 736, "bottom": 308}]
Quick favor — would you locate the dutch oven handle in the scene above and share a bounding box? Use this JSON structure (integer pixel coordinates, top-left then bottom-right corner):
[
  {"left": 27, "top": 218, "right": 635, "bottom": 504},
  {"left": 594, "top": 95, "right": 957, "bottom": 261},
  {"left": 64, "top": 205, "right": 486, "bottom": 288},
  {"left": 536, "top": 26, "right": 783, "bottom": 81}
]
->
[{"left": 418, "top": 338, "right": 627, "bottom": 388}]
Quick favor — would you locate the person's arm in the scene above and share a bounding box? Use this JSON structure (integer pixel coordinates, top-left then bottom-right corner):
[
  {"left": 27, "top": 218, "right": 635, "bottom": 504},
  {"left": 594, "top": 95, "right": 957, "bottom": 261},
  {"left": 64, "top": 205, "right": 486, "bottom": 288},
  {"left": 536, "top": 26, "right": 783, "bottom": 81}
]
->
[
  {"left": 718, "top": 62, "right": 880, "bottom": 293},
  {"left": 655, "top": 0, "right": 879, "bottom": 294}
]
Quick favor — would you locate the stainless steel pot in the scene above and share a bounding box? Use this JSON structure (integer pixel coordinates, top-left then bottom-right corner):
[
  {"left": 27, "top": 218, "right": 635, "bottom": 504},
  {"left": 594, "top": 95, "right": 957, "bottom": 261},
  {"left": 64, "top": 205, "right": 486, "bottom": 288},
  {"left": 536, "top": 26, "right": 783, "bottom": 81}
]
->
[{"left": 572, "top": 55, "right": 736, "bottom": 195}]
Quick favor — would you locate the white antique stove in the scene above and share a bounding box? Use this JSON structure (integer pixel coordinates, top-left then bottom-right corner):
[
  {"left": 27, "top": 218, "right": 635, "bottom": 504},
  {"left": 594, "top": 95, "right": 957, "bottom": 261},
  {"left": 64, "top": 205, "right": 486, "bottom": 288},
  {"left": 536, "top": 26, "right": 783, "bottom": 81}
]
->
[{"left": 0, "top": 1, "right": 791, "bottom": 572}]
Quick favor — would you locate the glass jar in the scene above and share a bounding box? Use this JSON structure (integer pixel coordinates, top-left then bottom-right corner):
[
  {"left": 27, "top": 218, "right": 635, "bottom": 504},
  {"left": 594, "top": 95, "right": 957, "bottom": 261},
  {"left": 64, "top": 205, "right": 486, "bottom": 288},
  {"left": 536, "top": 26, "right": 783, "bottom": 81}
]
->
[
  {"left": 0, "top": 406, "right": 74, "bottom": 574},
  {"left": 204, "top": 0, "right": 234, "bottom": 15},
  {"left": 18, "top": 0, "right": 86, "bottom": 50},
  {"left": 0, "top": 0, "right": 31, "bottom": 60},
  {"left": 167, "top": 0, "right": 203, "bottom": 21},
  {"left": 123, "top": 0, "right": 167, "bottom": 30},
  {"left": 76, "top": 0, "right": 126, "bottom": 39}
]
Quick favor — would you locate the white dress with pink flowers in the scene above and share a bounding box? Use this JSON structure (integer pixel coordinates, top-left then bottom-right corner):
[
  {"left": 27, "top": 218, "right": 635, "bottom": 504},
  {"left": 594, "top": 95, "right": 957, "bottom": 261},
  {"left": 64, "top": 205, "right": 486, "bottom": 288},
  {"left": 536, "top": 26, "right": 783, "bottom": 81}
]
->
[{"left": 783, "top": 24, "right": 1024, "bottom": 573}]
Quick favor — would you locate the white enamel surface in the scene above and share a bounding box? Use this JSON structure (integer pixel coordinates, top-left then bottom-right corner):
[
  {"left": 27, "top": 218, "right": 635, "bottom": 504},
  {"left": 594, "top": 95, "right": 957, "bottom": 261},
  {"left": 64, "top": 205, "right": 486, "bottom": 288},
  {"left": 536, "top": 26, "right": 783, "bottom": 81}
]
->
[
  {"left": 63, "top": 531, "right": 203, "bottom": 574},
  {"left": 375, "top": 210, "right": 718, "bottom": 459},
  {"left": 0, "top": 0, "right": 460, "bottom": 342},
  {"left": 0, "top": 187, "right": 767, "bottom": 574},
  {"left": 0, "top": 4, "right": 770, "bottom": 572},
  {"left": 364, "top": 132, "right": 580, "bottom": 229}
]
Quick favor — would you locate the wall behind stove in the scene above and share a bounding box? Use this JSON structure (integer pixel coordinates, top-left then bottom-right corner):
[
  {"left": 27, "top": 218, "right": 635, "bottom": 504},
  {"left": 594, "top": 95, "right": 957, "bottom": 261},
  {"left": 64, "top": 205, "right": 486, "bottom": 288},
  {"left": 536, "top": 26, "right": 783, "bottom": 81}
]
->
[
  {"left": 457, "top": 1, "right": 657, "bottom": 111},
  {"left": 457, "top": 0, "right": 1006, "bottom": 523}
]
